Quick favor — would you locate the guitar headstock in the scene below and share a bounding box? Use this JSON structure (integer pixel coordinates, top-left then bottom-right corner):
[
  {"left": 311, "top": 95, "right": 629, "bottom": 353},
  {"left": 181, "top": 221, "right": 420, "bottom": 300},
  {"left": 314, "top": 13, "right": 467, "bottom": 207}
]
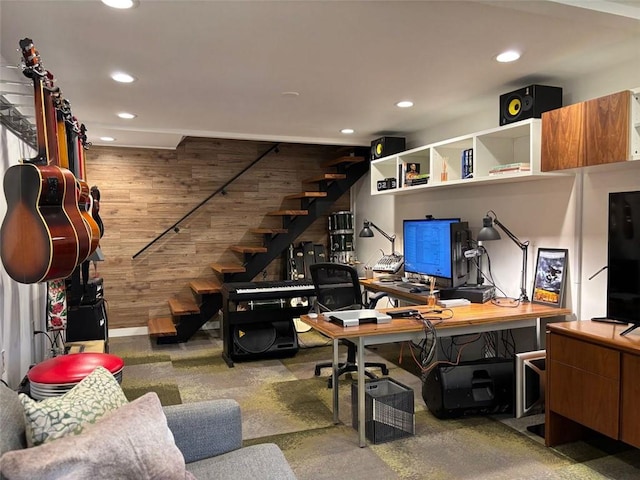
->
[
  {"left": 79, "top": 123, "right": 92, "bottom": 149},
  {"left": 19, "top": 38, "right": 45, "bottom": 79}
]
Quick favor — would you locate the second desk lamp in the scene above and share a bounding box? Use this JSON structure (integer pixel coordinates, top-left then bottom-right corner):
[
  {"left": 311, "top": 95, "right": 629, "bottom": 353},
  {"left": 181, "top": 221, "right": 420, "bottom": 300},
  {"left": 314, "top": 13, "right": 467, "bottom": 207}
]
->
[{"left": 477, "top": 210, "right": 530, "bottom": 302}]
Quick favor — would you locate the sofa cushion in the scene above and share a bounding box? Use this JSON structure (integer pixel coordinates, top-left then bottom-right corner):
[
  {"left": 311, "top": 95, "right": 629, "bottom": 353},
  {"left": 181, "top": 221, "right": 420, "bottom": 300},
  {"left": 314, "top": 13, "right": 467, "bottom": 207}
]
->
[
  {"left": 186, "top": 443, "right": 297, "bottom": 480},
  {"left": 20, "top": 365, "right": 128, "bottom": 447},
  {"left": 0, "top": 392, "right": 194, "bottom": 480},
  {"left": 0, "top": 382, "right": 27, "bottom": 455}
]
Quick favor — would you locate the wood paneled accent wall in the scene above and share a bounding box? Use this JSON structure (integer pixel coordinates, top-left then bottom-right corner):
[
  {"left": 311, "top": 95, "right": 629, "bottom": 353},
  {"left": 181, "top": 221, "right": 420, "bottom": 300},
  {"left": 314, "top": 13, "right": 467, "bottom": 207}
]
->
[{"left": 85, "top": 137, "right": 351, "bottom": 329}]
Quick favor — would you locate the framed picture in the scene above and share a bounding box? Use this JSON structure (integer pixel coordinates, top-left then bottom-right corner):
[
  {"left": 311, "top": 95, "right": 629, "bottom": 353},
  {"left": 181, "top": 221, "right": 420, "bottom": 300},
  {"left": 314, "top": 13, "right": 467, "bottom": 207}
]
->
[{"left": 531, "top": 248, "right": 568, "bottom": 307}]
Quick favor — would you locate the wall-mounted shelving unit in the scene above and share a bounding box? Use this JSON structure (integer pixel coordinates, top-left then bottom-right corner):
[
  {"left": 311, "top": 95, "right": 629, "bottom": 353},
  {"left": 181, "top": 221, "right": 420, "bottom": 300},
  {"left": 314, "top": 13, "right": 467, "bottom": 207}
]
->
[{"left": 370, "top": 118, "right": 549, "bottom": 196}]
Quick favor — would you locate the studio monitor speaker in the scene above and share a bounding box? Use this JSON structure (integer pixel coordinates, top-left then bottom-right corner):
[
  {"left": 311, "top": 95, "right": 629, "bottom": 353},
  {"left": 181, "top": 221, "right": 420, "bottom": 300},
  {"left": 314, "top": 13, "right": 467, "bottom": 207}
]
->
[
  {"left": 422, "top": 358, "right": 514, "bottom": 419},
  {"left": 371, "top": 136, "right": 406, "bottom": 160},
  {"left": 230, "top": 320, "right": 299, "bottom": 361},
  {"left": 499, "top": 85, "right": 562, "bottom": 126}
]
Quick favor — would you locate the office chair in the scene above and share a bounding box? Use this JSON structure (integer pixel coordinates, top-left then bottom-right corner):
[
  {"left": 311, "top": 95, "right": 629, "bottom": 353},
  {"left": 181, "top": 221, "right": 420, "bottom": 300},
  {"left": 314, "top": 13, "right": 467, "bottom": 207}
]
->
[{"left": 309, "top": 262, "right": 389, "bottom": 388}]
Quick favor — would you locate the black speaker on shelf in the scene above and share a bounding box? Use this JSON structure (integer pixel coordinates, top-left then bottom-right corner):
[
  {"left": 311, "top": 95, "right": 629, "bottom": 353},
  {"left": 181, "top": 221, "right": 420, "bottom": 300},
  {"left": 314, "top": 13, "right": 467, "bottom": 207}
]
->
[
  {"left": 371, "top": 136, "right": 406, "bottom": 160},
  {"left": 230, "top": 320, "right": 299, "bottom": 361},
  {"left": 66, "top": 298, "right": 108, "bottom": 349},
  {"left": 422, "top": 358, "right": 514, "bottom": 419},
  {"left": 499, "top": 85, "right": 563, "bottom": 126}
]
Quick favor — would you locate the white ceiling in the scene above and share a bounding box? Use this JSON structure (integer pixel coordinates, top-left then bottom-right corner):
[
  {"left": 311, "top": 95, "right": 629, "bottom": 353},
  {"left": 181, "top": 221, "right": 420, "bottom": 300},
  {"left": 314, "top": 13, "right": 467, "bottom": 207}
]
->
[{"left": 1, "top": 0, "right": 639, "bottom": 150}]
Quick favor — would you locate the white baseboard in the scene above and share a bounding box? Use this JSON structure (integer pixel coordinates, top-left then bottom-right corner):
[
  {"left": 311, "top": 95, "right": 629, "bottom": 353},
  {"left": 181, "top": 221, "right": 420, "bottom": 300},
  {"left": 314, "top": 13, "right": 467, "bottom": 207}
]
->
[{"left": 108, "top": 327, "right": 148, "bottom": 338}]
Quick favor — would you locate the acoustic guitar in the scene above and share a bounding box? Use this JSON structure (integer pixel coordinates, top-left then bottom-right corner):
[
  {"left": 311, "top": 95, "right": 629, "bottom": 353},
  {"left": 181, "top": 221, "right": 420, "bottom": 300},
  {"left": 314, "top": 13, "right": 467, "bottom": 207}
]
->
[
  {"left": 0, "top": 38, "right": 80, "bottom": 283},
  {"left": 57, "top": 101, "right": 99, "bottom": 257}
]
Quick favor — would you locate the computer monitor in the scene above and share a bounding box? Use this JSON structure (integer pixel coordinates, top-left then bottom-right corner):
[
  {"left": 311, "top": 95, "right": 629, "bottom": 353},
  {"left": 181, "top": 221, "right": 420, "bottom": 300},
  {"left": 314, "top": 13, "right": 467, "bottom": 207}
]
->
[{"left": 403, "top": 218, "right": 469, "bottom": 288}]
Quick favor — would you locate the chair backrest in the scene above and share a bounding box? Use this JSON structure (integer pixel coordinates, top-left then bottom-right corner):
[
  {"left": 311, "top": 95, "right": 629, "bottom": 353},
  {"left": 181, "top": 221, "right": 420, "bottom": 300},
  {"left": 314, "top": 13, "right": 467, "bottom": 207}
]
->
[{"left": 309, "top": 263, "right": 363, "bottom": 312}]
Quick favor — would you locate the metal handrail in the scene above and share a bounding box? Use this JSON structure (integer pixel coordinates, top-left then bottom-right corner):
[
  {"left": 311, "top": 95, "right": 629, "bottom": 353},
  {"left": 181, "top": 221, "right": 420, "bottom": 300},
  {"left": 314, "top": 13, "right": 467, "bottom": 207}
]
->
[{"left": 132, "top": 142, "right": 281, "bottom": 259}]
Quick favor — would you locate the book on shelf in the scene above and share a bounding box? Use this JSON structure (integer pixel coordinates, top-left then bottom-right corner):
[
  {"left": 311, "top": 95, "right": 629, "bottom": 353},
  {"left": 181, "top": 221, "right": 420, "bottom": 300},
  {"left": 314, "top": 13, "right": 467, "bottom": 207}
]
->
[
  {"left": 405, "top": 174, "right": 430, "bottom": 187},
  {"left": 461, "top": 148, "right": 474, "bottom": 179},
  {"left": 404, "top": 162, "right": 421, "bottom": 184},
  {"left": 488, "top": 162, "right": 530, "bottom": 175}
]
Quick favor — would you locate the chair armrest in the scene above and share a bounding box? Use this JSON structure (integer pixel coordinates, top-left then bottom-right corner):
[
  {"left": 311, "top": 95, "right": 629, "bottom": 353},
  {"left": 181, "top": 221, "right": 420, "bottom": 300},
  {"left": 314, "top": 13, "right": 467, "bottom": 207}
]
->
[
  {"left": 163, "top": 399, "right": 242, "bottom": 464},
  {"left": 367, "top": 291, "right": 388, "bottom": 308}
]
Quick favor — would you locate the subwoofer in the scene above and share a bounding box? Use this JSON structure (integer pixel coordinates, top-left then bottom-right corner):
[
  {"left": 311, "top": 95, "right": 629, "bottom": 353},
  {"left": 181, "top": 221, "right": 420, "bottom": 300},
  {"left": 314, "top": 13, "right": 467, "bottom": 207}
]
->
[
  {"left": 230, "top": 320, "right": 299, "bottom": 360},
  {"left": 371, "top": 136, "right": 406, "bottom": 160},
  {"left": 499, "top": 85, "right": 562, "bottom": 126},
  {"left": 422, "top": 358, "right": 514, "bottom": 419}
]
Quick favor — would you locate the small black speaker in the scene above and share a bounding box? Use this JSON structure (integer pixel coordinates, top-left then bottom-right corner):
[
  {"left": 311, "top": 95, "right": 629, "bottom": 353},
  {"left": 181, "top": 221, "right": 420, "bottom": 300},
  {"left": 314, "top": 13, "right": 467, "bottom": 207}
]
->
[
  {"left": 66, "top": 298, "right": 108, "bottom": 348},
  {"left": 231, "top": 320, "right": 299, "bottom": 360},
  {"left": 422, "top": 358, "right": 514, "bottom": 419},
  {"left": 499, "top": 85, "right": 563, "bottom": 126},
  {"left": 371, "top": 136, "right": 406, "bottom": 160}
]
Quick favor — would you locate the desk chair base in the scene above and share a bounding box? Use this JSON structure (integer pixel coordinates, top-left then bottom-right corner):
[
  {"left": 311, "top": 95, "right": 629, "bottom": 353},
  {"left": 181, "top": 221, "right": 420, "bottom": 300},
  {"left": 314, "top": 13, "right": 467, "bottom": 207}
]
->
[{"left": 315, "top": 360, "right": 389, "bottom": 388}]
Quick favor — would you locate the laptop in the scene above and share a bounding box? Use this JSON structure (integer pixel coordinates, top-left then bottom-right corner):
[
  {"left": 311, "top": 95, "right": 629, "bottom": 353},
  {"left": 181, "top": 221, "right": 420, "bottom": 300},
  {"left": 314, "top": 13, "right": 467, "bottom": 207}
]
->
[{"left": 327, "top": 309, "right": 392, "bottom": 327}]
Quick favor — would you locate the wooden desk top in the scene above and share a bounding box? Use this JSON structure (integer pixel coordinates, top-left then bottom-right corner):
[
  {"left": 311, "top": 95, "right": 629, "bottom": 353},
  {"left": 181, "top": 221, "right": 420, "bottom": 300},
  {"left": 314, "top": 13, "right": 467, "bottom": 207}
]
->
[
  {"left": 547, "top": 320, "right": 640, "bottom": 355},
  {"left": 300, "top": 302, "right": 571, "bottom": 340}
]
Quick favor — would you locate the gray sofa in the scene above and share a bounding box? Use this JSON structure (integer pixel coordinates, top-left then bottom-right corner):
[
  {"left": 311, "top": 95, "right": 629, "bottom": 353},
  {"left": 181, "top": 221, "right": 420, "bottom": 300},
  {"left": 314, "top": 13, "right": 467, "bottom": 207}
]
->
[{"left": 0, "top": 383, "right": 296, "bottom": 480}]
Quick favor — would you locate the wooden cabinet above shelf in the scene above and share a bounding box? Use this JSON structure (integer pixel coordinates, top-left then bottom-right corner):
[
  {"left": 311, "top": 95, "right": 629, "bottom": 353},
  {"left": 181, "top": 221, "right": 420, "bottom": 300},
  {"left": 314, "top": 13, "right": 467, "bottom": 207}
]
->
[{"left": 542, "top": 89, "right": 640, "bottom": 172}]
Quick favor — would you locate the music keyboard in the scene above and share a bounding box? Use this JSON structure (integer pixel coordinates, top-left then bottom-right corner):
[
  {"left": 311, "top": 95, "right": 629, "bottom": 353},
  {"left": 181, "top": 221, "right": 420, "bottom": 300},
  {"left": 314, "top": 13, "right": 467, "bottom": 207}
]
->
[{"left": 223, "top": 280, "right": 315, "bottom": 300}]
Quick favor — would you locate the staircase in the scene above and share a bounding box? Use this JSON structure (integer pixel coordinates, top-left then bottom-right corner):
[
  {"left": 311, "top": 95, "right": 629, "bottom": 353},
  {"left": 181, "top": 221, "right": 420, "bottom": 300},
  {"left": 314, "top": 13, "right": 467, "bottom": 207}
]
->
[{"left": 148, "top": 147, "right": 370, "bottom": 343}]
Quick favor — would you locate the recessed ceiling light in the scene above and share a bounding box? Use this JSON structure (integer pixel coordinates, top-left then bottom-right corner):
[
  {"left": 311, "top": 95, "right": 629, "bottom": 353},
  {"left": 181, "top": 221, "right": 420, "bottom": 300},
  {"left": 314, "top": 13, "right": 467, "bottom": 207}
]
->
[
  {"left": 117, "top": 112, "right": 136, "bottom": 119},
  {"left": 281, "top": 91, "right": 300, "bottom": 97},
  {"left": 101, "top": 0, "right": 137, "bottom": 9},
  {"left": 496, "top": 50, "right": 521, "bottom": 63},
  {"left": 396, "top": 100, "right": 414, "bottom": 108},
  {"left": 341, "top": 128, "right": 355, "bottom": 134},
  {"left": 111, "top": 72, "right": 135, "bottom": 83},
  {"left": 100, "top": 136, "right": 116, "bottom": 142}
]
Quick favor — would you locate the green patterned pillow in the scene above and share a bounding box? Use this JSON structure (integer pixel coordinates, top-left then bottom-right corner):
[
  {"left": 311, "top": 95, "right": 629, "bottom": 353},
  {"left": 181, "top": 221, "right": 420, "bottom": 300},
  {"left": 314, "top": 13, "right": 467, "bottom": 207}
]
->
[{"left": 20, "top": 365, "right": 128, "bottom": 447}]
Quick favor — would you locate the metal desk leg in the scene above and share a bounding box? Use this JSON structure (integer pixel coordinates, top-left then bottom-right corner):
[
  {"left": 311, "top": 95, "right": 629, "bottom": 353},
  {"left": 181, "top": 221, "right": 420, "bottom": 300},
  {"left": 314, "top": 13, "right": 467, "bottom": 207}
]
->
[
  {"left": 535, "top": 317, "right": 541, "bottom": 350},
  {"left": 332, "top": 338, "right": 339, "bottom": 424},
  {"left": 357, "top": 336, "right": 366, "bottom": 447}
]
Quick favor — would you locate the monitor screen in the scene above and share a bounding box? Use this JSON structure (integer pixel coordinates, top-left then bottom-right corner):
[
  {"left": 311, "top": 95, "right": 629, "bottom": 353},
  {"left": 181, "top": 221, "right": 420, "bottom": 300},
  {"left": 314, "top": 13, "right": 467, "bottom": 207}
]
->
[
  {"left": 607, "top": 191, "right": 640, "bottom": 325},
  {"left": 403, "top": 218, "right": 469, "bottom": 288}
]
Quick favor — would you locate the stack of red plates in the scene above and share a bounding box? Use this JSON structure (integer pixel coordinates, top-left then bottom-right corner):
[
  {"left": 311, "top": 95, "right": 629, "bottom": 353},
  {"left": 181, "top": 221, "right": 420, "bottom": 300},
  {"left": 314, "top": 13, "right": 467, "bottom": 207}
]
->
[{"left": 27, "top": 353, "right": 124, "bottom": 400}]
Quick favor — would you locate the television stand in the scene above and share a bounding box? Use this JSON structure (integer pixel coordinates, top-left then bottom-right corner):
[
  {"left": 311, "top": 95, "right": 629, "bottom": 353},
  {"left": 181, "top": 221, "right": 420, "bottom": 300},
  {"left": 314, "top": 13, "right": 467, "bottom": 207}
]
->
[
  {"left": 620, "top": 323, "right": 640, "bottom": 336},
  {"left": 591, "top": 316, "right": 628, "bottom": 325}
]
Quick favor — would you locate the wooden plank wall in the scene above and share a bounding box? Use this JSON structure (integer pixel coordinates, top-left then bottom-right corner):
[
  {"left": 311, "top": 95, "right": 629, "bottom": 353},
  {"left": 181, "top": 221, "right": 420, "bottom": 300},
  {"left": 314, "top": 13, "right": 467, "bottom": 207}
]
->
[{"left": 85, "top": 137, "right": 352, "bottom": 329}]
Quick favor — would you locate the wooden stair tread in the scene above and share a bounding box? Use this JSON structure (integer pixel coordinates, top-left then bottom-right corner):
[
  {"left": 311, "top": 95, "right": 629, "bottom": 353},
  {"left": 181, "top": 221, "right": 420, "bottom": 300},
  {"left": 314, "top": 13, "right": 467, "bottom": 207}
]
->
[
  {"left": 211, "top": 263, "right": 246, "bottom": 274},
  {"left": 302, "top": 173, "right": 346, "bottom": 183},
  {"left": 189, "top": 278, "right": 222, "bottom": 294},
  {"left": 266, "top": 210, "right": 308, "bottom": 216},
  {"left": 321, "top": 155, "right": 366, "bottom": 168},
  {"left": 284, "top": 191, "right": 328, "bottom": 200},
  {"left": 249, "top": 228, "right": 288, "bottom": 234},
  {"left": 169, "top": 297, "right": 200, "bottom": 316},
  {"left": 230, "top": 245, "right": 268, "bottom": 254},
  {"left": 148, "top": 317, "right": 177, "bottom": 337}
]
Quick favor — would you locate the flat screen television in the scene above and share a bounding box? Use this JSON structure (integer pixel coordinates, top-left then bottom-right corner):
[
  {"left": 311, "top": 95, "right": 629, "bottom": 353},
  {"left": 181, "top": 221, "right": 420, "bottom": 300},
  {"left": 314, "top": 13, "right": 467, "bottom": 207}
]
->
[
  {"left": 607, "top": 190, "right": 640, "bottom": 336},
  {"left": 403, "top": 218, "right": 469, "bottom": 288}
]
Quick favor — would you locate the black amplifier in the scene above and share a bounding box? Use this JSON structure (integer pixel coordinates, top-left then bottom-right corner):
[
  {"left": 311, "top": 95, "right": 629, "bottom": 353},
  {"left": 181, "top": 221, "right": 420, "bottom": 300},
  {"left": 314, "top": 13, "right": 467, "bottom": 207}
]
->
[
  {"left": 423, "top": 358, "right": 514, "bottom": 419},
  {"left": 377, "top": 177, "right": 397, "bottom": 191}
]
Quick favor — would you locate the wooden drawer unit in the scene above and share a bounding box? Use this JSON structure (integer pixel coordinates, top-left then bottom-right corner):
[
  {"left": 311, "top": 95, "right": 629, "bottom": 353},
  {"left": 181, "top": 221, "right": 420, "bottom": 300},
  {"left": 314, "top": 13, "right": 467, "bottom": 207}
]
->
[
  {"left": 547, "top": 333, "right": 620, "bottom": 439},
  {"left": 546, "top": 320, "right": 640, "bottom": 448},
  {"left": 620, "top": 353, "right": 640, "bottom": 448}
]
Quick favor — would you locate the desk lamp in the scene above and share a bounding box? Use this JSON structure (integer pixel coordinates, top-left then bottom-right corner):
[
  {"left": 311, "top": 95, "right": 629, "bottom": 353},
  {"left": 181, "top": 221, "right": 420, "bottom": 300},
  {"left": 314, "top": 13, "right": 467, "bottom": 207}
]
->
[
  {"left": 358, "top": 220, "right": 403, "bottom": 274},
  {"left": 477, "top": 210, "right": 530, "bottom": 302}
]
